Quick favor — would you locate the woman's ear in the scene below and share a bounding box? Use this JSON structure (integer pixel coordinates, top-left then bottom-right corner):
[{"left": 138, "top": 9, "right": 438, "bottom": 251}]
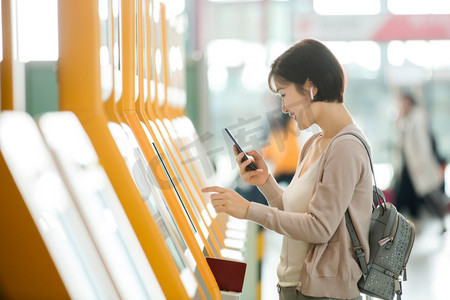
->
[{"left": 306, "top": 79, "right": 316, "bottom": 100}]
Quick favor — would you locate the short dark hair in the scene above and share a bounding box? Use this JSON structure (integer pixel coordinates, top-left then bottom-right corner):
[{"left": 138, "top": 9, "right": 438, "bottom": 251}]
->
[{"left": 268, "top": 39, "right": 345, "bottom": 103}]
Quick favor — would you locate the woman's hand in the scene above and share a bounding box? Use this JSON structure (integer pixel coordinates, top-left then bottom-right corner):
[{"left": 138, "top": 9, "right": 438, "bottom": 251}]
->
[
  {"left": 201, "top": 186, "right": 250, "bottom": 219},
  {"left": 234, "top": 145, "right": 270, "bottom": 186}
]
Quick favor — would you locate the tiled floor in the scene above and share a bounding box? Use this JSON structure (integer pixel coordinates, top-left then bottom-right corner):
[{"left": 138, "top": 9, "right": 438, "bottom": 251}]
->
[{"left": 261, "top": 211, "right": 450, "bottom": 300}]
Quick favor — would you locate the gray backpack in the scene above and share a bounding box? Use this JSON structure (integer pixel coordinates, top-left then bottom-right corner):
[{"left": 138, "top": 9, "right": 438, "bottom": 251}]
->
[{"left": 340, "top": 133, "right": 415, "bottom": 300}]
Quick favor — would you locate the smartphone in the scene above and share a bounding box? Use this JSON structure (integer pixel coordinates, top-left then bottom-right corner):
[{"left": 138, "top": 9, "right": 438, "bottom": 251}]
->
[{"left": 224, "top": 128, "right": 257, "bottom": 171}]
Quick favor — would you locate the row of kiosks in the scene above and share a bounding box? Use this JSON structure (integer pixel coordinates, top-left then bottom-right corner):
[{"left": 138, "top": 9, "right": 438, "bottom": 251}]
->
[
  {"left": 0, "top": 0, "right": 247, "bottom": 299},
  {"left": 106, "top": 0, "right": 206, "bottom": 298},
  {"left": 106, "top": 0, "right": 245, "bottom": 299},
  {"left": 0, "top": 0, "right": 164, "bottom": 298}
]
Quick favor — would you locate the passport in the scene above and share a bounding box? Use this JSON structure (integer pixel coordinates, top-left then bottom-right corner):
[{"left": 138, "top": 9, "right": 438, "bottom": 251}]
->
[{"left": 206, "top": 257, "right": 247, "bottom": 293}]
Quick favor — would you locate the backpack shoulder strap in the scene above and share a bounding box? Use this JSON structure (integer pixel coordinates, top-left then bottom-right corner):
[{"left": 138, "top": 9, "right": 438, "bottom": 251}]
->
[
  {"left": 335, "top": 132, "right": 376, "bottom": 276},
  {"left": 345, "top": 211, "right": 369, "bottom": 275},
  {"left": 336, "top": 132, "right": 385, "bottom": 207}
]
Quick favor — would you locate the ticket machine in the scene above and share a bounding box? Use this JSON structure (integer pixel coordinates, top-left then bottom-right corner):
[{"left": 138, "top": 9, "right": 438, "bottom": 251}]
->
[
  {"left": 107, "top": 0, "right": 219, "bottom": 298},
  {"left": 38, "top": 111, "right": 167, "bottom": 299},
  {"left": 57, "top": 0, "right": 191, "bottom": 298},
  {"left": 0, "top": 112, "right": 120, "bottom": 299}
]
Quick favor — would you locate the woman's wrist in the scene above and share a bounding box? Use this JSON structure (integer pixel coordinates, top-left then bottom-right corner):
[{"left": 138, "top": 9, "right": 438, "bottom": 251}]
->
[{"left": 256, "top": 173, "right": 271, "bottom": 187}]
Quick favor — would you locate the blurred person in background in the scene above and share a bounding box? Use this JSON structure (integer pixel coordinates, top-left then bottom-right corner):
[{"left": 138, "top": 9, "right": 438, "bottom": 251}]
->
[
  {"left": 203, "top": 39, "right": 372, "bottom": 300},
  {"left": 393, "top": 92, "right": 447, "bottom": 233},
  {"left": 262, "top": 113, "right": 301, "bottom": 187}
]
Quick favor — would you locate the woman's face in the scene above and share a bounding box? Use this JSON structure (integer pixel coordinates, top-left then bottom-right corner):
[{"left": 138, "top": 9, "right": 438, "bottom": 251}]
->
[{"left": 277, "top": 82, "right": 315, "bottom": 130}]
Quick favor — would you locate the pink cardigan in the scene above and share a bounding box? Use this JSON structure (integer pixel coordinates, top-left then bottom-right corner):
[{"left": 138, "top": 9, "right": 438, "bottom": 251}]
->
[{"left": 247, "top": 124, "right": 372, "bottom": 299}]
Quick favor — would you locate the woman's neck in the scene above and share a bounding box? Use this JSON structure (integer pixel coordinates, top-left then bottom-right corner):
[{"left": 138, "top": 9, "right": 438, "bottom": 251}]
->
[{"left": 312, "top": 102, "right": 354, "bottom": 138}]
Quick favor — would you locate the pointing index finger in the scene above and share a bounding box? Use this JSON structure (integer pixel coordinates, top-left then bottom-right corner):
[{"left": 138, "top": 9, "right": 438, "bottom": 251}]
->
[{"left": 201, "top": 186, "right": 227, "bottom": 193}]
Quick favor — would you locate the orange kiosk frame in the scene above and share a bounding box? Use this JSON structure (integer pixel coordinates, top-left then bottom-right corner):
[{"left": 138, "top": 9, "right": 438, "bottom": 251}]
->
[
  {"left": 110, "top": 0, "right": 221, "bottom": 298},
  {"left": 57, "top": 0, "right": 189, "bottom": 298}
]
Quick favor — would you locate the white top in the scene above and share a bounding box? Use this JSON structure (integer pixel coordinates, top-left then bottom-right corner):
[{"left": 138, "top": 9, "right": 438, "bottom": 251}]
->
[
  {"left": 277, "top": 155, "right": 321, "bottom": 287},
  {"left": 394, "top": 106, "right": 443, "bottom": 196}
]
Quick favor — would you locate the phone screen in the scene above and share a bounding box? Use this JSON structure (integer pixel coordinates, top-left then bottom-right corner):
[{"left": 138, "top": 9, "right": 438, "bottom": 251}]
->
[{"left": 224, "top": 128, "right": 257, "bottom": 171}]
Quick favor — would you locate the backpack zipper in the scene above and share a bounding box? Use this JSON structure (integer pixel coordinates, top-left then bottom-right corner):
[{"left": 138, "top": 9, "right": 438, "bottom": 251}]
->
[
  {"left": 378, "top": 214, "right": 399, "bottom": 247},
  {"left": 401, "top": 219, "right": 416, "bottom": 281}
]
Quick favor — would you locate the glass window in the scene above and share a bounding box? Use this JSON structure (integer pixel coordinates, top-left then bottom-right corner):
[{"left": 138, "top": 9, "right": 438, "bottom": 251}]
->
[
  {"left": 16, "top": 0, "right": 58, "bottom": 62},
  {"left": 113, "top": 0, "right": 122, "bottom": 102},
  {"left": 208, "top": 0, "right": 262, "bottom": 2},
  {"left": 99, "top": 0, "right": 113, "bottom": 101},
  {"left": 388, "top": 0, "right": 450, "bottom": 14},
  {"left": 324, "top": 41, "right": 381, "bottom": 72},
  {"left": 142, "top": 0, "right": 148, "bottom": 100},
  {"left": 165, "top": 0, "right": 185, "bottom": 17},
  {"left": 0, "top": 1, "right": 3, "bottom": 61},
  {"left": 135, "top": 0, "right": 139, "bottom": 100},
  {"left": 147, "top": 0, "right": 156, "bottom": 103},
  {"left": 313, "top": 0, "right": 380, "bottom": 15},
  {"left": 388, "top": 40, "right": 450, "bottom": 68},
  {"left": 153, "top": 1, "right": 166, "bottom": 105}
]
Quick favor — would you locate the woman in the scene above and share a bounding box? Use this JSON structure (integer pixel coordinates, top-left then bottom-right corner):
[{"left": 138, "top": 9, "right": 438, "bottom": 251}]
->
[
  {"left": 202, "top": 39, "right": 372, "bottom": 300},
  {"left": 394, "top": 92, "right": 446, "bottom": 231}
]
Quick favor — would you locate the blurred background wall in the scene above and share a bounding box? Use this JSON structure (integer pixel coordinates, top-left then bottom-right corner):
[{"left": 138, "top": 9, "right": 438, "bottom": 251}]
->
[{"left": 184, "top": 0, "right": 450, "bottom": 193}]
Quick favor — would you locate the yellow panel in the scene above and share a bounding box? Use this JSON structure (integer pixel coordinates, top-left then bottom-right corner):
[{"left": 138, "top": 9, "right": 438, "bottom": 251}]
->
[
  {"left": 112, "top": 0, "right": 208, "bottom": 298},
  {"left": 115, "top": 0, "right": 219, "bottom": 290},
  {"left": 144, "top": 1, "right": 221, "bottom": 258},
  {"left": 155, "top": 116, "right": 227, "bottom": 247},
  {"left": 1, "top": 0, "right": 14, "bottom": 110},
  {"left": 160, "top": 11, "right": 231, "bottom": 233},
  {"left": 160, "top": 4, "right": 223, "bottom": 251},
  {"left": 152, "top": 2, "right": 227, "bottom": 251},
  {"left": 57, "top": 0, "right": 189, "bottom": 298},
  {"left": 172, "top": 116, "right": 230, "bottom": 233},
  {"left": 128, "top": 1, "right": 222, "bottom": 297},
  {"left": 0, "top": 156, "right": 70, "bottom": 299},
  {"left": 0, "top": 2, "right": 68, "bottom": 296}
]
